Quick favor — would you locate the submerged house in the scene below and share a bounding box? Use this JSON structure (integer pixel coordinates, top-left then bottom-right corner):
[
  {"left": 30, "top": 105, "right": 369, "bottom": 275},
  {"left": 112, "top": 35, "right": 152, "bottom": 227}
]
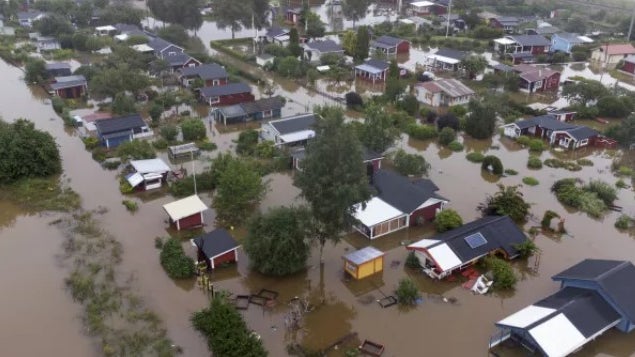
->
[
  {"left": 199, "top": 82, "right": 254, "bottom": 107},
  {"left": 426, "top": 48, "right": 467, "bottom": 72},
  {"left": 191, "top": 228, "right": 240, "bottom": 270},
  {"left": 95, "top": 114, "right": 151, "bottom": 148},
  {"left": 343, "top": 246, "right": 385, "bottom": 280},
  {"left": 125, "top": 158, "right": 171, "bottom": 191},
  {"left": 491, "top": 259, "right": 635, "bottom": 356},
  {"left": 494, "top": 64, "right": 561, "bottom": 93},
  {"left": 163, "top": 195, "right": 208, "bottom": 231},
  {"left": 407, "top": 215, "right": 528, "bottom": 279},
  {"left": 260, "top": 113, "right": 316, "bottom": 146},
  {"left": 164, "top": 53, "right": 201, "bottom": 72},
  {"left": 551, "top": 33, "right": 593, "bottom": 54},
  {"left": 494, "top": 35, "right": 551, "bottom": 63},
  {"left": 303, "top": 40, "right": 344, "bottom": 63},
  {"left": 352, "top": 170, "right": 447, "bottom": 239},
  {"left": 502, "top": 115, "right": 603, "bottom": 150},
  {"left": 147, "top": 36, "right": 184, "bottom": 59},
  {"left": 212, "top": 96, "right": 284, "bottom": 125},
  {"left": 414, "top": 78, "right": 475, "bottom": 107},
  {"left": 179, "top": 63, "right": 228, "bottom": 87},
  {"left": 370, "top": 35, "right": 410, "bottom": 56},
  {"left": 50, "top": 75, "right": 87, "bottom": 99},
  {"left": 354, "top": 59, "right": 390, "bottom": 83},
  {"left": 45, "top": 62, "right": 71, "bottom": 77}
]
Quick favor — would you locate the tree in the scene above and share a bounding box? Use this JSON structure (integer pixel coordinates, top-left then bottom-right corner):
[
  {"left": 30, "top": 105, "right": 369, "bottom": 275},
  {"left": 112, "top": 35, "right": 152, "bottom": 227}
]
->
[
  {"left": 479, "top": 184, "right": 530, "bottom": 223},
  {"left": 463, "top": 11, "right": 481, "bottom": 29},
  {"left": 235, "top": 129, "right": 259, "bottom": 156},
  {"left": 244, "top": 206, "right": 312, "bottom": 276},
  {"left": 434, "top": 209, "right": 463, "bottom": 233},
  {"left": 342, "top": 0, "right": 369, "bottom": 29},
  {"left": 464, "top": 100, "right": 496, "bottom": 139},
  {"left": 438, "top": 127, "right": 456, "bottom": 146},
  {"left": 484, "top": 256, "right": 517, "bottom": 290},
  {"left": 111, "top": 93, "right": 136, "bottom": 115},
  {"left": 345, "top": 92, "right": 363, "bottom": 108},
  {"left": 359, "top": 104, "right": 400, "bottom": 153},
  {"left": 305, "top": 12, "right": 326, "bottom": 39},
  {"left": 597, "top": 96, "right": 630, "bottom": 118},
  {"left": 392, "top": 149, "right": 430, "bottom": 176},
  {"left": 89, "top": 65, "right": 150, "bottom": 100},
  {"left": 160, "top": 125, "right": 178, "bottom": 141},
  {"left": 461, "top": 55, "right": 487, "bottom": 79},
  {"left": 354, "top": 26, "right": 369, "bottom": 62},
  {"left": 437, "top": 114, "right": 460, "bottom": 131},
  {"left": 0, "top": 119, "right": 61, "bottom": 184},
  {"left": 565, "top": 16, "right": 587, "bottom": 34},
  {"left": 210, "top": 0, "right": 244, "bottom": 39},
  {"left": 481, "top": 155, "right": 503, "bottom": 175},
  {"left": 562, "top": 79, "right": 610, "bottom": 106},
  {"left": 604, "top": 114, "right": 635, "bottom": 146},
  {"left": 159, "top": 239, "right": 195, "bottom": 279},
  {"left": 396, "top": 95, "right": 419, "bottom": 116},
  {"left": 342, "top": 30, "right": 357, "bottom": 56},
  {"left": 148, "top": 0, "right": 202, "bottom": 31},
  {"left": 287, "top": 28, "right": 302, "bottom": 58},
  {"left": 213, "top": 158, "right": 266, "bottom": 227},
  {"left": 294, "top": 106, "right": 372, "bottom": 260},
  {"left": 395, "top": 278, "right": 421, "bottom": 306},
  {"left": 181, "top": 118, "right": 206, "bottom": 141},
  {"left": 24, "top": 58, "right": 48, "bottom": 84},
  {"left": 34, "top": 14, "right": 73, "bottom": 36},
  {"left": 149, "top": 103, "right": 164, "bottom": 123}
]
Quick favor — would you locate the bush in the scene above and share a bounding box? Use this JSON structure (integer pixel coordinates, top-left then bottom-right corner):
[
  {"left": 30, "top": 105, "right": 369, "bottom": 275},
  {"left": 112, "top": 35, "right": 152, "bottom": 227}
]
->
[
  {"left": 181, "top": 118, "right": 206, "bottom": 141},
  {"left": 576, "top": 158, "right": 593, "bottom": 166},
  {"left": 504, "top": 169, "right": 518, "bottom": 175},
  {"left": 466, "top": 152, "right": 485, "bottom": 163},
  {"left": 513, "top": 240, "right": 538, "bottom": 259},
  {"left": 83, "top": 137, "right": 100, "bottom": 150},
  {"left": 92, "top": 147, "right": 109, "bottom": 162},
  {"left": 160, "top": 125, "right": 178, "bottom": 141},
  {"left": 522, "top": 177, "right": 539, "bottom": 186},
  {"left": 121, "top": 199, "right": 138, "bottom": 212},
  {"left": 396, "top": 95, "right": 419, "bottom": 116},
  {"left": 541, "top": 210, "right": 560, "bottom": 229},
  {"left": 527, "top": 156, "right": 543, "bottom": 169},
  {"left": 516, "top": 136, "right": 531, "bottom": 146},
  {"left": 615, "top": 215, "right": 632, "bottom": 229},
  {"left": 616, "top": 179, "right": 628, "bottom": 189},
  {"left": 437, "top": 113, "right": 460, "bottom": 132},
  {"left": 393, "top": 149, "right": 430, "bottom": 176},
  {"left": 116, "top": 140, "right": 156, "bottom": 160},
  {"left": 551, "top": 178, "right": 608, "bottom": 218},
  {"left": 236, "top": 129, "right": 259, "bottom": 156},
  {"left": 448, "top": 141, "right": 464, "bottom": 151},
  {"left": 528, "top": 139, "right": 546, "bottom": 152},
  {"left": 51, "top": 96, "right": 65, "bottom": 114},
  {"left": 406, "top": 123, "right": 437, "bottom": 140},
  {"left": 395, "top": 278, "right": 421, "bottom": 306},
  {"left": 438, "top": 127, "right": 456, "bottom": 146},
  {"left": 586, "top": 180, "right": 617, "bottom": 205},
  {"left": 198, "top": 141, "right": 217, "bottom": 151},
  {"left": 484, "top": 256, "right": 517, "bottom": 290},
  {"left": 102, "top": 159, "right": 121, "bottom": 170},
  {"left": 434, "top": 209, "right": 463, "bottom": 233},
  {"left": 481, "top": 155, "right": 503, "bottom": 175},
  {"left": 159, "top": 239, "right": 195, "bottom": 279},
  {"left": 345, "top": 92, "right": 363, "bottom": 108},
  {"left": 152, "top": 138, "right": 168, "bottom": 150},
  {"left": 405, "top": 251, "right": 421, "bottom": 269}
]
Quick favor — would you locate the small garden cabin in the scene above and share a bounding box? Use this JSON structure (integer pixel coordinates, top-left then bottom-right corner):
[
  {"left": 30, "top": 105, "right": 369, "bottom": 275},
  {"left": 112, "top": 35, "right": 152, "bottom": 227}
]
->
[
  {"left": 191, "top": 228, "right": 240, "bottom": 270},
  {"left": 343, "top": 247, "right": 385, "bottom": 280},
  {"left": 163, "top": 195, "right": 208, "bottom": 231}
]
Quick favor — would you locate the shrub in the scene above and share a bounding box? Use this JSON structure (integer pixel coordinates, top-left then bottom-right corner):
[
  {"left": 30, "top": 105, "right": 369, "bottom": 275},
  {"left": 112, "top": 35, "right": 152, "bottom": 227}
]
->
[
  {"left": 121, "top": 199, "right": 138, "bottom": 212},
  {"left": 434, "top": 209, "right": 463, "bottom": 233},
  {"left": 91, "top": 147, "right": 108, "bottom": 162},
  {"left": 181, "top": 118, "right": 206, "bottom": 141},
  {"left": 405, "top": 251, "right": 421, "bottom": 269},
  {"left": 152, "top": 138, "right": 168, "bottom": 150},
  {"left": 543, "top": 158, "right": 562, "bottom": 168},
  {"left": 119, "top": 180, "right": 133, "bottom": 194},
  {"left": 159, "top": 239, "right": 195, "bottom": 279},
  {"left": 616, "top": 179, "right": 628, "bottom": 189},
  {"left": 116, "top": 140, "right": 156, "bottom": 161},
  {"left": 516, "top": 136, "right": 531, "bottom": 146},
  {"left": 393, "top": 149, "right": 430, "bottom": 176},
  {"left": 466, "top": 152, "right": 485, "bottom": 163},
  {"left": 616, "top": 166, "right": 634, "bottom": 177},
  {"left": 345, "top": 92, "right": 363, "bottom": 108},
  {"left": 522, "top": 177, "right": 539, "bottom": 186},
  {"left": 198, "top": 141, "right": 217, "bottom": 151},
  {"left": 504, "top": 169, "right": 518, "bottom": 175},
  {"left": 528, "top": 139, "right": 546, "bottom": 152},
  {"left": 395, "top": 278, "right": 421, "bottom": 306},
  {"left": 576, "top": 158, "right": 593, "bottom": 166},
  {"left": 541, "top": 210, "right": 560, "bottom": 229},
  {"left": 481, "top": 155, "right": 503, "bottom": 175},
  {"left": 83, "top": 137, "right": 100, "bottom": 150},
  {"left": 438, "top": 127, "right": 456, "bottom": 146},
  {"left": 406, "top": 123, "right": 437, "bottom": 140},
  {"left": 102, "top": 159, "right": 121, "bottom": 170},
  {"left": 448, "top": 141, "right": 464, "bottom": 151},
  {"left": 551, "top": 178, "right": 607, "bottom": 218},
  {"left": 160, "top": 125, "right": 178, "bottom": 141},
  {"left": 437, "top": 113, "right": 460, "bottom": 131},
  {"left": 484, "top": 256, "right": 517, "bottom": 290},
  {"left": 51, "top": 96, "right": 65, "bottom": 114},
  {"left": 527, "top": 156, "right": 543, "bottom": 169},
  {"left": 513, "top": 240, "right": 538, "bottom": 259},
  {"left": 615, "top": 215, "right": 632, "bottom": 229},
  {"left": 586, "top": 180, "right": 617, "bottom": 205},
  {"left": 236, "top": 129, "right": 259, "bottom": 156}
]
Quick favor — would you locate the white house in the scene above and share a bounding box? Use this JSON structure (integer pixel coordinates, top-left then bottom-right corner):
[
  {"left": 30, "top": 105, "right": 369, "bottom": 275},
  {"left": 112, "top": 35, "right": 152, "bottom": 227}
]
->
[
  {"left": 260, "top": 113, "right": 316, "bottom": 146},
  {"left": 415, "top": 78, "right": 475, "bottom": 107}
]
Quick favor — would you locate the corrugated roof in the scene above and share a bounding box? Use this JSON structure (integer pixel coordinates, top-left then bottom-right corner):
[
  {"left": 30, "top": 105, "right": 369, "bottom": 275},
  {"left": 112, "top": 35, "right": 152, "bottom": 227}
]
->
[
  {"left": 192, "top": 228, "right": 239, "bottom": 260},
  {"left": 356, "top": 59, "right": 390, "bottom": 72},
  {"left": 343, "top": 246, "right": 384, "bottom": 265},
  {"left": 418, "top": 78, "right": 474, "bottom": 98},
  {"left": 304, "top": 40, "right": 343, "bottom": 53},
  {"left": 130, "top": 158, "right": 170, "bottom": 174},
  {"left": 199, "top": 82, "right": 251, "bottom": 98},
  {"left": 597, "top": 43, "right": 635, "bottom": 56},
  {"left": 163, "top": 195, "right": 208, "bottom": 221},
  {"left": 240, "top": 96, "right": 284, "bottom": 114},
  {"left": 434, "top": 48, "right": 467, "bottom": 61}
]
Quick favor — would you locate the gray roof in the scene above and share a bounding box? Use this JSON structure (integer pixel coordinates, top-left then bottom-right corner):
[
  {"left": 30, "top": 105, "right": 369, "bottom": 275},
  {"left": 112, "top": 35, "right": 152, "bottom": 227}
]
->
[
  {"left": 554, "top": 32, "right": 584, "bottom": 44},
  {"left": 193, "top": 228, "right": 239, "bottom": 260},
  {"left": 164, "top": 53, "right": 198, "bottom": 66},
  {"left": 552, "top": 259, "right": 635, "bottom": 323},
  {"left": 95, "top": 114, "right": 146, "bottom": 135},
  {"left": 371, "top": 35, "right": 407, "bottom": 49},
  {"left": 45, "top": 62, "right": 71, "bottom": 70},
  {"left": 199, "top": 82, "right": 251, "bottom": 98},
  {"left": 265, "top": 26, "right": 289, "bottom": 38},
  {"left": 534, "top": 26, "right": 561, "bottom": 35},
  {"left": 50, "top": 75, "right": 87, "bottom": 90},
  {"left": 18, "top": 11, "right": 43, "bottom": 21},
  {"left": 240, "top": 96, "right": 284, "bottom": 115},
  {"left": 268, "top": 113, "right": 315, "bottom": 135},
  {"left": 418, "top": 78, "right": 475, "bottom": 98},
  {"left": 508, "top": 35, "right": 551, "bottom": 47},
  {"left": 493, "top": 63, "right": 514, "bottom": 72},
  {"left": 427, "top": 215, "right": 528, "bottom": 262},
  {"left": 435, "top": 48, "right": 468, "bottom": 61},
  {"left": 180, "top": 63, "right": 228, "bottom": 80},
  {"left": 512, "top": 115, "right": 575, "bottom": 130},
  {"left": 359, "top": 59, "right": 390, "bottom": 71},
  {"left": 495, "top": 16, "right": 519, "bottom": 25},
  {"left": 563, "top": 126, "right": 598, "bottom": 140},
  {"left": 114, "top": 23, "right": 141, "bottom": 34},
  {"left": 363, "top": 147, "right": 383, "bottom": 161},
  {"left": 147, "top": 36, "right": 183, "bottom": 54},
  {"left": 343, "top": 246, "right": 384, "bottom": 265},
  {"left": 372, "top": 170, "right": 446, "bottom": 214},
  {"left": 304, "top": 40, "right": 343, "bottom": 53}
]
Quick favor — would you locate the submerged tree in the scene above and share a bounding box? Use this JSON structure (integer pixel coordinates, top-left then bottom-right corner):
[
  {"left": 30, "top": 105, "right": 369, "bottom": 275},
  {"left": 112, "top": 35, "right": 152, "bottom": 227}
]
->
[
  {"left": 210, "top": 0, "right": 245, "bottom": 39},
  {"left": 294, "top": 106, "right": 371, "bottom": 261},
  {"left": 464, "top": 100, "right": 496, "bottom": 139},
  {"left": 354, "top": 26, "right": 369, "bottom": 62},
  {"left": 359, "top": 104, "right": 400, "bottom": 153},
  {"left": 479, "top": 184, "right": 530, "bottom": 223},
  {"left": 341, "top": 0, "right": 370, "bottom": 29}
]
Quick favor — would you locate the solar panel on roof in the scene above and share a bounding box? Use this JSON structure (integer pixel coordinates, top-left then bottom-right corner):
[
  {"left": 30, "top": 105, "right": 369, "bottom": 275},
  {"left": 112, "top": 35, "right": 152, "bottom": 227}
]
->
[{"left": 464, "top": 232, "right": 487, "bottom": 249}]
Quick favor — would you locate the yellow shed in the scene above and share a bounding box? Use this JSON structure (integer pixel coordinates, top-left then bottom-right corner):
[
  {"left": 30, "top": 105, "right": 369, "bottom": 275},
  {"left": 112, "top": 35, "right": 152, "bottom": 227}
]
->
[{"left": 343, "top": 246, "right": 385, "bottom": 280}]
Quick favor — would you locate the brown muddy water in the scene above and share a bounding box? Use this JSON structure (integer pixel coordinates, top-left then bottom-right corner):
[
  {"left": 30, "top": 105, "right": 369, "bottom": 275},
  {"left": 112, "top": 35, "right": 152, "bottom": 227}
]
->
[{"left": 2, "top": 51, "right": 635, "bottom": 357}]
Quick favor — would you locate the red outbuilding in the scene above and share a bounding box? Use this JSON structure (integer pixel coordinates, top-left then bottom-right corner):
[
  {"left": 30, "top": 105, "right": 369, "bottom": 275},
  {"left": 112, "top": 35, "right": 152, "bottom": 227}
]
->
[
  {"left": 163, "top": 195, "right": 208, "bottom": 231},
  {"left": 191, "top": 228, "right": 240, "bottom": 270}
]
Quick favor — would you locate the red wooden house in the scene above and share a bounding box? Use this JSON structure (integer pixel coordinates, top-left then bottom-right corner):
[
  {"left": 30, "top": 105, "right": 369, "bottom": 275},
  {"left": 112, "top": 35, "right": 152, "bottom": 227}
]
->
[
  {"left": 622, "top": 55, "right": 635, "bottom": 75},
  {"left": 363, "top": 147, "right": 384, "bottom": 175},
  {"left": 50, "top": 75, "right": 87, "bottom": 98},
  {"left": 191, "top": 228, "right": 240, "bottom": 270},
  {"left": 163, "top": 195, "right": 208, "bottom": 231},
  {"left": 354, "top": 59, "right": 390, "bottom": 83},
  {"left": 199, "top": 82, "right": 254, "bottom": 106},
  {"left": 495, "top": 64, "right": 560, "bottom": 93},
  {"left": 410, "top": 1, "right": 448, "bottom": 16},
  {"left": 179, "top": 63, "right": 228, "bottom": 87},
  {"left": 286, "top": 8, "right": 302, "bottom": 24},
  {"left": 370, "top": 35, "right": 410, "bottom": 56}
]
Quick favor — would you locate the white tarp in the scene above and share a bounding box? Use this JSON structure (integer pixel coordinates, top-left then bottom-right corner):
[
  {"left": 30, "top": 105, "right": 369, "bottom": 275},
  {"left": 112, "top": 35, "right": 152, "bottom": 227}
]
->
[
  {"left": 130, "top": 158, "right": 170, "bottom": 174},
  {"left": 494, "top": 37, "right": 516, "bottom": 45},
  {"left": 353, "top": 197, "right": 405, "bottom": 227},
  {"left": 427, "top": 243, "right": 462, "bottom": 271},
  {"left": 408, "top": 239, "right": 441, "bottom": 250},
  {"left": 279, "top": 130, "right": 315, "bottom": 144},
  {"left": 529, "top": 313, "right": 586, "bottom": 357},
  {"left": 163, "top": 195, "right": 208, "bottom": 221},
  {"left": 497, "top": 305, "right": 556, "bottom": 328},
  {"left": 126, "top": 172, "right": 144, "bottom": 188}
]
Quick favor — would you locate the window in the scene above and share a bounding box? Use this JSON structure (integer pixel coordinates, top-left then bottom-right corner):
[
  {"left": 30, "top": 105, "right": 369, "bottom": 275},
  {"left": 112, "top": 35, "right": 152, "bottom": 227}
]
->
[
  {"left": 579, "top": 139, "right": 588, "bottom": 146},
  {"left": 212, "top": 79, "right": 220, "bottom": 86},
  {"left": 346, "top": 261, "right": 357, "bottom": 273},
  {"left": 209, "top": 96, "right": 220, "bottom": 104},
  {"left": 263, "top": 110, "right": 273, "bottom": 118}
]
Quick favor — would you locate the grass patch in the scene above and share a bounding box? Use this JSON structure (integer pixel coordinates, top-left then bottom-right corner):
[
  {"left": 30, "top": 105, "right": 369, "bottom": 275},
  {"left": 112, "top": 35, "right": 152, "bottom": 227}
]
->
[
  {"left": 615, "top": 215, "right": 632, "bottom": 230},
  {"left": 121, "top": 199, "right": 138, "bottom": 212},
  {"left": 447, "top": 141, "right": 464, "bottom": 151},
  {"left": 527, "top": 156, "right": 543, "bottom": 169},
  {"left": 544, "top": 158, "right": 582, "bottom": 171},
  {"left": 616, "top": 179, "right": 628, "bottom": 189},
  {"left": 466, "top": 152, "right": 485, "bottom": 163},
  {"left": 504, "top": 169, "right": 518, "bottom": 175},
  {"left": 0, "top": 177, "right": 80, "bottom": 212},
  {"left": 551, "top": 178, "right": 614, "bottom": 218},
  {"left": 576, "top": 158, "right": 594, "bottom": 166},
  {"left": 522, "top": 177, "right": 539, "bottom": 186}
]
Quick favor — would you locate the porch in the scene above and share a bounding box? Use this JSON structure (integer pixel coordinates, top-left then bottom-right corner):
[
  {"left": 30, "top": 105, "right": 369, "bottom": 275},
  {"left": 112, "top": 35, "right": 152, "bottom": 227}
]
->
[{"left": 352, "top": 197, "right": 409, "bottom": 240}]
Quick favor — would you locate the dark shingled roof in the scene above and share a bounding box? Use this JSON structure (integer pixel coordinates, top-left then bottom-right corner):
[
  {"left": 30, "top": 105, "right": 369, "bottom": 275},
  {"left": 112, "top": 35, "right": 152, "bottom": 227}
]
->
[
  {"left": 164, "top": 53, "right": 198, "bottom": 66},
  {"left": 199, "top": 82, "right": 251, "bottom": 98},
  {"left": 193, "top": 228, "right": 240, "bottom": 260},
  {"left": 363, "top": 147, "right": 383, "bottom": 161},
  {"left": 372, "top": 170, "right": 446, "bottom": 214},
  {"left": 240, "top": 96, "right": 285, "bottom": 114},
  {"left": 362, "top": 59, "right": 390, "bottom": 71},
  {"left": 269, "top": 113, "right": 315, "bottom": 135},
  {"left": 435, "top": 48, "right": 468, "bottom": 61},
  {"left": 180, "top": 63, "right": 227, "bottom": 80},
  {"left": 265, "top": 26, "right": 289, "bottom": 38},
  {"left": 50, "top": 75, "right": 87, "bottom": 90},
  {"left": 552, "top": 259, "right": 635, "bottom": 322},
  {"left": 304, "top": 40, "right": 343, "bottom": 53},
  {"left": 426, "top": 215, "right": 528, "bottom": 262},
  {"left": 508, "top": 34, "right": 551, "bottom": 47},
  {"left": 45, "top": 62, "right": 71, "bottom": 70},
  {"left": 371, "top": 35, "right": 407, "bottom": 49},
  {"left": 147, "top": 36, "right": 183, "bottom": 54},
  {"left": 95, "top": 114, "right": 146, "bottom": 135},
  {"left": 564, "top": 126, "right": 598, "bottom": 140},
  {"left": 512, "top": 115, "right": 575, "bottom": 131}
]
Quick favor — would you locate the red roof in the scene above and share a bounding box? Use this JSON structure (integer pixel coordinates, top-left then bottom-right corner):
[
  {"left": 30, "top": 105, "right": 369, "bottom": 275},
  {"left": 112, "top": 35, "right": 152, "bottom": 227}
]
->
[{"left": 597, "top": 43, "right": 635, "bottom": 56}]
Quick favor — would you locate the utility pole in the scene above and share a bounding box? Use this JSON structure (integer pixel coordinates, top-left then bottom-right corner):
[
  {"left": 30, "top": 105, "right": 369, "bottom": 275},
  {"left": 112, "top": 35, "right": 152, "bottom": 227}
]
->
[
  {"left": 191, "top": 150, "right": 197, "bottom": 195},
  {"left": 445, "top": 0, "right": 452, "bottom": 38},
  {"left": 628, "top": 3, "right": 635, "bottom": 41}
]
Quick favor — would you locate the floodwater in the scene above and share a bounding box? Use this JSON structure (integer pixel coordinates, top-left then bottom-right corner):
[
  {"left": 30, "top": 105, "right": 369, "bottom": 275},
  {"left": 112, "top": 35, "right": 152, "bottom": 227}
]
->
[{"left": 3, "top": 41, "right": 635, "bottom": 357}]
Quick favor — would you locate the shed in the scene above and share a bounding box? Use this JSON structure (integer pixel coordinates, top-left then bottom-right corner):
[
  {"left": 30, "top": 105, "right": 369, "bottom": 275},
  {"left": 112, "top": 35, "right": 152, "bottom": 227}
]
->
[
  {"left": 199, "top": 82, "right": 254, "bottom": 106},
  {"left": 370, "top": 35, "right": 410, "bottom": 56},
  {"left": 260, "top": 113, "right": 316, "bottom": 146},
  {"left": 168, "top": 142, "right": 199, "bottom": 159},
  {"left": 354, "top": 59, "right": 390, "bottom": 83},
  {"left": 45, "top": 62, "right": 71, "bottom": 77},
  {"left": 126, "top": 158, "right": 171, "bottom": 191},
  {"left": 191, "top": 228, "right": 240, "bottom": 270},
  {"left": 95, "top": 114, "right": 150, "bottom": 148},
  {"left": 163, "top": 195, "right": 208, "bottom": 231},
  {"left": 343, "top": 246, "right": 385, "bottom": 280},
  {"left": 49, "top": 75, "right": 87, "bottom": 99}
]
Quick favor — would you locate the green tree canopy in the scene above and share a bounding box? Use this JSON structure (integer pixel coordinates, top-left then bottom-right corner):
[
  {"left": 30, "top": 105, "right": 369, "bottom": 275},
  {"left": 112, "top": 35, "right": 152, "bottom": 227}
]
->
[
  {"left": 244, "top": 206, "right": 312, "bottom": 276},
  {"left": 148, "top": 0, "right": 202, "bottom": 31},
  {"left": 287, "top": 28, "right": 302, "bottom": 58},
  {"left": 89, "top": 65, "right": 150, "bottom": 100},
  {"left": 181, "top": 118, "right": 207, "bottom": 141},
  {"left": 359, "top": 104, "right": 400, "bottom": 153},
  {"left": 0, "top": 119, "right": 61, "bottom": 184},
  {"left": 354, "top": 26, "right": 369, "bottom": 62},
  {"left": 562, "top": 79, "right": 610, "bottom": 107},
  {"left": 479, "top": 184, "right": 530, "bottom": 223},
  {"left": 460, "top": 55, "right": 488, "bottom": 79},
  {"left": 434, "top": 209, "right": 463, "bottom": 233},
  {"left": 464, "top": 100, "right": 497, "bottom": 139},
  {"left": 392, "top": 149, "right": 430, "bottom": 176},
  {"left": 213, "top": 157, "right": 267, "bottom": 227},
  {"left": 24, "top": 58, "right": 48, "bottom": 84},
  {"left": 605, "top": 114, "right": 635, "bottom": 146},
  {"left": 111, "top": 93, "right": 137, "bottom": 115},
  {"left": 342, "top": 0, "right": 370, "bottom": 28},
  {"left": 294, "top": 106, "right": 371, "bottom": 258},
  {"left": 210, "top": 0, "right": 245, "bottom": 39}
]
